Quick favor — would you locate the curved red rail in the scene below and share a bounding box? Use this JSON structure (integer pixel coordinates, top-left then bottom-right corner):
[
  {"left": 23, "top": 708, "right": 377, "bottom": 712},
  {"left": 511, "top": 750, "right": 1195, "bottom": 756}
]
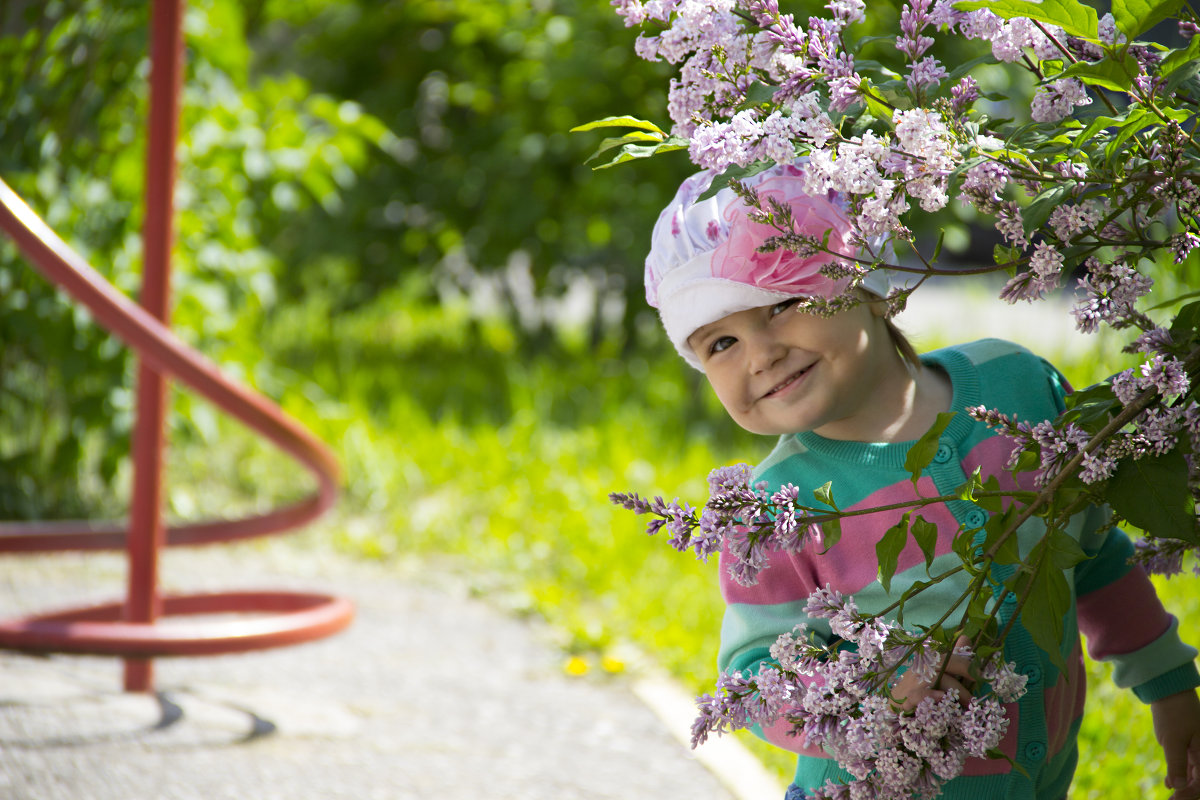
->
[
  {"left": 0, "top": 0, "right": 353, "bottom": 692},
  {"left": 0, "top": 180, "right": 341, "bottom": 551}
]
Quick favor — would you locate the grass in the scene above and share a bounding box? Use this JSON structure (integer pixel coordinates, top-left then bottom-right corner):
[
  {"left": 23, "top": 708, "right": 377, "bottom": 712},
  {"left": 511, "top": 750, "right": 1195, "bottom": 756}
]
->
[{"left": 160, "top": 284, "right": 1196, "bottom": 797}]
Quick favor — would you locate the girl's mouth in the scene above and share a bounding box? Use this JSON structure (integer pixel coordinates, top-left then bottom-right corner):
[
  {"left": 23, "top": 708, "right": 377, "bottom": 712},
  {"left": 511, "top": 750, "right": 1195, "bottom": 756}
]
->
[{"left": 763, "top": 364, "right": 813, "bottom": 398}]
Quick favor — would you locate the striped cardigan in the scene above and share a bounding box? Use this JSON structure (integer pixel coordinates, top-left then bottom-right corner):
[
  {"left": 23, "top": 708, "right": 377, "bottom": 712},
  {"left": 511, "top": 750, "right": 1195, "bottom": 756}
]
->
[{"left": 717, "top": 339, "right": 1200, "bottom": 798}]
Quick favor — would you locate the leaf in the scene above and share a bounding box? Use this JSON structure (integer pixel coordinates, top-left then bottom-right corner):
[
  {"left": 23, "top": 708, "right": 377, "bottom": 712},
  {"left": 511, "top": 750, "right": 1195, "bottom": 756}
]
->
[
  {"left": 1168, "top": 300, "right": 1200, "bottom": 346},
  {"left": 740, "top": 81, "right": 779, "bottom": 107},
  {"left": 1023, "top": 183, "right": 1073, "bottom": 238},
  {"left": 1013, "top": 554, "right": 1071, "bottom": 674},
  {"left": 1046, "top": 527, "right": 1091, "bottom": 570},
  {"left": 877, "top": 515, "right": 910, "bottom": 593},
  {"left": 1057, "top": 55, "right": 1138, "bottom": 93},
  {"left": 570, "top": 115, "right": 667, "bottom": 135},
  {"left": 820, "top": 517, "right": 844, "bottom": 553},
  {"left": 953, "top": 0, "right": 1098, "bottom": 38},
  {"left": 1111, "top": 0, "right": 1183, "bottom": 38},
  {"left": 813, "top": 481, "right": 839, "bottom": 510},
  {"left": 1161, "top": 34, "right": 1200, "bottom": 78},
  {"left": 1107, "top": 448, "right": 1199, "bottom": 543},
  {"left": 982, "top": 507, "right": 1021, "bottom": 565},
  {"left": 911, "top": 515, "right": 939, "bottom": 572},
  {"left": 697, "top": 161, "right": 776, "bottom": 200},
  {"left": 587, "top": 137, "right": 689, "bottom": 170},
  {"left": 904, "top": 412, "right": 957, "bottom": 487},
  {"left": 582, "top": 131, "right": 664, "bottom": 163},
  {"left": 1104, "top": 108, "right": 1157, "bottom": 162}
]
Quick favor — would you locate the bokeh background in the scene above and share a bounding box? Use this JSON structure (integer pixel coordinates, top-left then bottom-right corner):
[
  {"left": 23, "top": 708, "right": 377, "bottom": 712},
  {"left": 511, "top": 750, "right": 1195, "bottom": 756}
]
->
[{"left": 0, "top": 1, "right": 1191, "bottom": 793}]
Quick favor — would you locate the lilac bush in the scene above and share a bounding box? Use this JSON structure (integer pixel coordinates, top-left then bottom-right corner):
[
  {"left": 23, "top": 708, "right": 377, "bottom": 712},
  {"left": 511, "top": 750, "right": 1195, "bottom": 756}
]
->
[{"left": 591, "top": 0, "right": 1200, "bottom": 794}]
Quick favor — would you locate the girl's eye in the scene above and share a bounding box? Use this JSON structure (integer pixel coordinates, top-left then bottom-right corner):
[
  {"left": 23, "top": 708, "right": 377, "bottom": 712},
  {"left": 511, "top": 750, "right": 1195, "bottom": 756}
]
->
[
  {"left": 770, "top": 298, "right": 800, "bottom": 317},
  {"left": 710, "top": 336, "right": 736, "bottom": 355}
]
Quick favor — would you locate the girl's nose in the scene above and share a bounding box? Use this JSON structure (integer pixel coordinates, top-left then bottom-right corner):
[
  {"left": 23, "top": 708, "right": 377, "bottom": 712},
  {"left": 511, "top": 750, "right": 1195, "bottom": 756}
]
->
[{"left": 748, "top": 334, "right": 787, "bottom": 374}]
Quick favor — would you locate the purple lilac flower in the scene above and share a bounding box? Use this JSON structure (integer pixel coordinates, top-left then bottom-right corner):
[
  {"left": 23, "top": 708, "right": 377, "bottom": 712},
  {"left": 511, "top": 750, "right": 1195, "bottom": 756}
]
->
[
  {"left": 1170, "top": 232, "right": 1200, "bottom": 263},
  {"left": 1141, "top": 355, "right": 1191, "bottom": 397}
]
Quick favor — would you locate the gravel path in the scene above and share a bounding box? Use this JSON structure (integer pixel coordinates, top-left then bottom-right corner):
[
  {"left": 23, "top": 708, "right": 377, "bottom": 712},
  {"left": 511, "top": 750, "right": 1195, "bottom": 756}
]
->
[{"left": 0, "top": 537, "right": 774, "bottom": 800}]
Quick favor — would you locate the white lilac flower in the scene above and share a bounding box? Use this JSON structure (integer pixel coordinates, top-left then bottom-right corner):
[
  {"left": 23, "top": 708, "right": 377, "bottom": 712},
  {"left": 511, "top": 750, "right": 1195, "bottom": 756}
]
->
[
  {"left": 958, "top": 7, "right": 1003, "bottom": 39},
  {"left": 828, "top": 0, "right": 867, "bottom": 26},
  {"left": 1049, "top": 200, "right": 1103, "bottom": 242},
  {"left": 634, "top": 34, "right": 662, "bottom": 60},
  {"left": 1031, "top": 77, "right": 1092, "bottom": 123}
]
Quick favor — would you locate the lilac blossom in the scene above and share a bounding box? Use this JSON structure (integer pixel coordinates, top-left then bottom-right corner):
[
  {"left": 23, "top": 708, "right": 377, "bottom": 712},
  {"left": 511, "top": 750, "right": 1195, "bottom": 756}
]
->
[
  {"left": 691, "top": 587, "right": 1020, "bottom": 799},
  {"left": 1031, "top": 78, "right": 1092, "bottom": 123}
]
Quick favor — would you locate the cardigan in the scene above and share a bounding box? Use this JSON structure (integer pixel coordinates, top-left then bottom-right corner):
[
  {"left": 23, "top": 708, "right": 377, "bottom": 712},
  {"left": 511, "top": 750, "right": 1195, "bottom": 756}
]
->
[{"left": 717, "top": 339, "right": 1200, "bottom": 798}]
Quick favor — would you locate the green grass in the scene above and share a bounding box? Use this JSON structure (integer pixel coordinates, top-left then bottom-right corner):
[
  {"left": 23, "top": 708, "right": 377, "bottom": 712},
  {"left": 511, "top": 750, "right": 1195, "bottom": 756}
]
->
[{"left": 164, "top": 287, "right": 1196, "bottom": 795}]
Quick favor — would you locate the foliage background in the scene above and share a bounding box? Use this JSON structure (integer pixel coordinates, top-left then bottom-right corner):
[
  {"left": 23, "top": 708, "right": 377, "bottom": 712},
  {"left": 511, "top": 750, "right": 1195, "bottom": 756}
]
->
[{"left": 0, "top": 0, "right": 1192, "bottom": 795}]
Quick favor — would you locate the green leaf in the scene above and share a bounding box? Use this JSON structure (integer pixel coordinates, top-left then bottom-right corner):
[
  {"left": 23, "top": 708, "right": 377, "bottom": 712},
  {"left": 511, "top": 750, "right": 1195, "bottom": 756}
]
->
[
  {"left": 1013, "top": 556, "right": 1071, "bottom": 674},
  {"left": 587, "top": 137, "right": 689, "bottom": 170},
  {"left": 1168, "top": 300, "right": 1200, "bottom": 346},
  {"left": 813, "top": 481, "right": 839, "bottom": 510},
  {"left": 975, "top": 474, "right": 1005, "bottom": 513},
  {"left": 1107, "top": 448, "right": 1199, "bottom": 543},
  {"left": 953, "top": 0, "right": 1098, "bottom": 38},
  {"left": 1111, "top": 0, "right": 1183, "bottom": 38},
  {"left": 582, "top": 131, "right": 664, "bottom": 163},
  {"left": 697, "top": 161, "right": 776, "bottom": 200},
  {"left": 911, "top": 515, "right": 939, "bottom": 571},
  {"left": 1023, "top": 183, "right": 1073, "bottom": 238},
  {"left": 820, "top": 517, "right": 844, "bottom": 553},
  {"left": 877, "top": 515, "right": 910, "bottom": 593},
  {"left": 956, "top": 467, "right": 986, "bottom": 504},
  {"left": 1057, "top": 55, "right": 1138, "bottom": 93},
  {"left": 1046, "top": 527, "right": 1091, "bottom": 570},
  {"left": 904, "top": 412, "right": 957, "bottom": 486},
  {"left": 1161, "top": 34, "right": 1200, "bottom": 78},
  {"left": 570, "top": 115, "right": 667, "bottom": 135},
  {"left": 1105, "top": 108, "right": 1157, "bottom": 162},
  {"left": 741, "top": 81, "right": 779, "bottom": 107},
  {"left": 982, "top": 507, "right": 1021, "bottom": 565}
]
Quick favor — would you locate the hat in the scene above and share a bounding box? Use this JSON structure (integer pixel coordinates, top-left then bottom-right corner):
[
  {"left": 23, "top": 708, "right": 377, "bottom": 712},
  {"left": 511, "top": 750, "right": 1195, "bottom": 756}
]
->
[{"left": 644, "top": 163, "right": 889, "bottom": 370}]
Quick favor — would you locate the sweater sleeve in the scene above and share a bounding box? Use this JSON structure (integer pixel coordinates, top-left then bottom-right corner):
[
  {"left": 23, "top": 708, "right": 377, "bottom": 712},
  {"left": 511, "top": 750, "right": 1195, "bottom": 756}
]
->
[{"left": 1074, "top": 514, "right": 1200, "bottom": 702}]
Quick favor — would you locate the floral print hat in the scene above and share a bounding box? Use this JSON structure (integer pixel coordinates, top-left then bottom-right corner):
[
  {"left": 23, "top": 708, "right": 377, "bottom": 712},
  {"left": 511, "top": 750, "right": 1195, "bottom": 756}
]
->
[{"left": 645, "top": 163, "right": 889, "bottom": 370}]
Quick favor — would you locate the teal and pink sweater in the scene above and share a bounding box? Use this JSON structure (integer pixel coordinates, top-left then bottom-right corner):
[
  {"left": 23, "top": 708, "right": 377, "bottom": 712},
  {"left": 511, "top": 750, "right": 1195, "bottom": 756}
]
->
[{"left": 717, "top": 339, "right": 1200, "bottom": 798}]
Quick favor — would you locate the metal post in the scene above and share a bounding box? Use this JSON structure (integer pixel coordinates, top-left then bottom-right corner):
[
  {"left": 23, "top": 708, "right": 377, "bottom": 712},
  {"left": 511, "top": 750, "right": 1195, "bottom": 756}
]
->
[{"left": 124, "top": 0, "right": 185, "bottom": 693}]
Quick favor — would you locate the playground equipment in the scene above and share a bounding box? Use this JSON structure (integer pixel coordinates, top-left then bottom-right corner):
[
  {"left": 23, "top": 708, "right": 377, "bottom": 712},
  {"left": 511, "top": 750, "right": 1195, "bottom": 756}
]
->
[{"left": 0, "top": 0, "right": 354, "bottom": 692}]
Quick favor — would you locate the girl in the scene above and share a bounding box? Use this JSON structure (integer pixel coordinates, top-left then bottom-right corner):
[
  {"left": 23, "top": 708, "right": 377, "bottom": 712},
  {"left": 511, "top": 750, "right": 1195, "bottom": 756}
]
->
[{"left": 643, "top": 164, "right": 1200, "bottom": 799}]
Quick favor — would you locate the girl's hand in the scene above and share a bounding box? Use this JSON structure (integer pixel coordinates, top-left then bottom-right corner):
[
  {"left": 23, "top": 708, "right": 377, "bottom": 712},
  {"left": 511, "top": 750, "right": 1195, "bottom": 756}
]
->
[
  {"left": 1152, "top": 688, "right": 1200, "bottom": 800},
  {"left": 891, "top": 637, "right": 975, "bottom": 711}
]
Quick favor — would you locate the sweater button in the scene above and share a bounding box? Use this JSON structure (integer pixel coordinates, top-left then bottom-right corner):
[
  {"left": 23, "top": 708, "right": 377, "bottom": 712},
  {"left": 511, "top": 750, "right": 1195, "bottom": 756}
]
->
[
  {"left": 965, "top": 509, "right": 988, "bottom": 529},
  {"left": 934, "top": 443, "right": 953, "bottom": 464},
  {"left": 1021, "top": 664, "right": 1043, "bottom": 686},
  {"left": 1024, "top": 741, "right": 1046, "bottom": 761}
]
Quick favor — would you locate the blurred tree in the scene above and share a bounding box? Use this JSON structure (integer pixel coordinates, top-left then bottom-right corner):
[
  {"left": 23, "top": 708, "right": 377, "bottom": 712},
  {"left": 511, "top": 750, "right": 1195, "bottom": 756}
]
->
[
  {"left": 0, "top": 0, "right": 388, "bottom": 518},
  {"left": 246, "top": 0, "right": 693, "bottom": 337}
]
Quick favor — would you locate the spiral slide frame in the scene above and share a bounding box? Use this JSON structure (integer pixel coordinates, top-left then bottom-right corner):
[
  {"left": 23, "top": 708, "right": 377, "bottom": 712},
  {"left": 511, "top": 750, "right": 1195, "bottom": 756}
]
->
[{"left": 0, "top": 0, "right": 354, "bottom": 692}]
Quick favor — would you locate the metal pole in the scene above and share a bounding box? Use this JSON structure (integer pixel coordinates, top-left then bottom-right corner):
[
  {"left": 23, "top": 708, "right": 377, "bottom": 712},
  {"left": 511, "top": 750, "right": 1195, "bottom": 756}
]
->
[{"left": 124, "top": 0, "right": 185, "bottom": 693}]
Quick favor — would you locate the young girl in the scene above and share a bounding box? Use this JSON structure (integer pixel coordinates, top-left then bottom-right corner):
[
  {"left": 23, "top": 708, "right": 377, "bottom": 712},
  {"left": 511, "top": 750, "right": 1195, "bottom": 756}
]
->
[{"left": 644, "top": 164, "right": 1200, "bottom": 799}]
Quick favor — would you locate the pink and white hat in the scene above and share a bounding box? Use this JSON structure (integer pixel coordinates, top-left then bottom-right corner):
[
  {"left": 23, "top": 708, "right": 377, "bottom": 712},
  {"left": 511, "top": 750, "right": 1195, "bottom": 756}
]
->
[{"left": 645, "top": 163, "right": 888, "bottom": 370}]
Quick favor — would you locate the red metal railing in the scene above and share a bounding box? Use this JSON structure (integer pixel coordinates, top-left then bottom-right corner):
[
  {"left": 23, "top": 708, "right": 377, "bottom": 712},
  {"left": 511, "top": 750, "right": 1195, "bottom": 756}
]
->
[{"left": 0, "top": 0, "right": 353, "bottom": 692}]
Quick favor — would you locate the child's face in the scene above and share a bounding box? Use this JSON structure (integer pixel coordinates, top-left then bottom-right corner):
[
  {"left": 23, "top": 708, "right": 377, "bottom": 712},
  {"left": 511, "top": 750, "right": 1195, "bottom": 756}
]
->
[{"left": 687, "top": 298, "right": 899, "bottom": 439}]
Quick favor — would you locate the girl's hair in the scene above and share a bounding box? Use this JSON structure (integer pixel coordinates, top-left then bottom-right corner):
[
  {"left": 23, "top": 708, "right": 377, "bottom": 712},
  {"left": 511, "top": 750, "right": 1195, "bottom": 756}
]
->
[{"left": 887, "top": 317, "right": 921, "bottom": 369}]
